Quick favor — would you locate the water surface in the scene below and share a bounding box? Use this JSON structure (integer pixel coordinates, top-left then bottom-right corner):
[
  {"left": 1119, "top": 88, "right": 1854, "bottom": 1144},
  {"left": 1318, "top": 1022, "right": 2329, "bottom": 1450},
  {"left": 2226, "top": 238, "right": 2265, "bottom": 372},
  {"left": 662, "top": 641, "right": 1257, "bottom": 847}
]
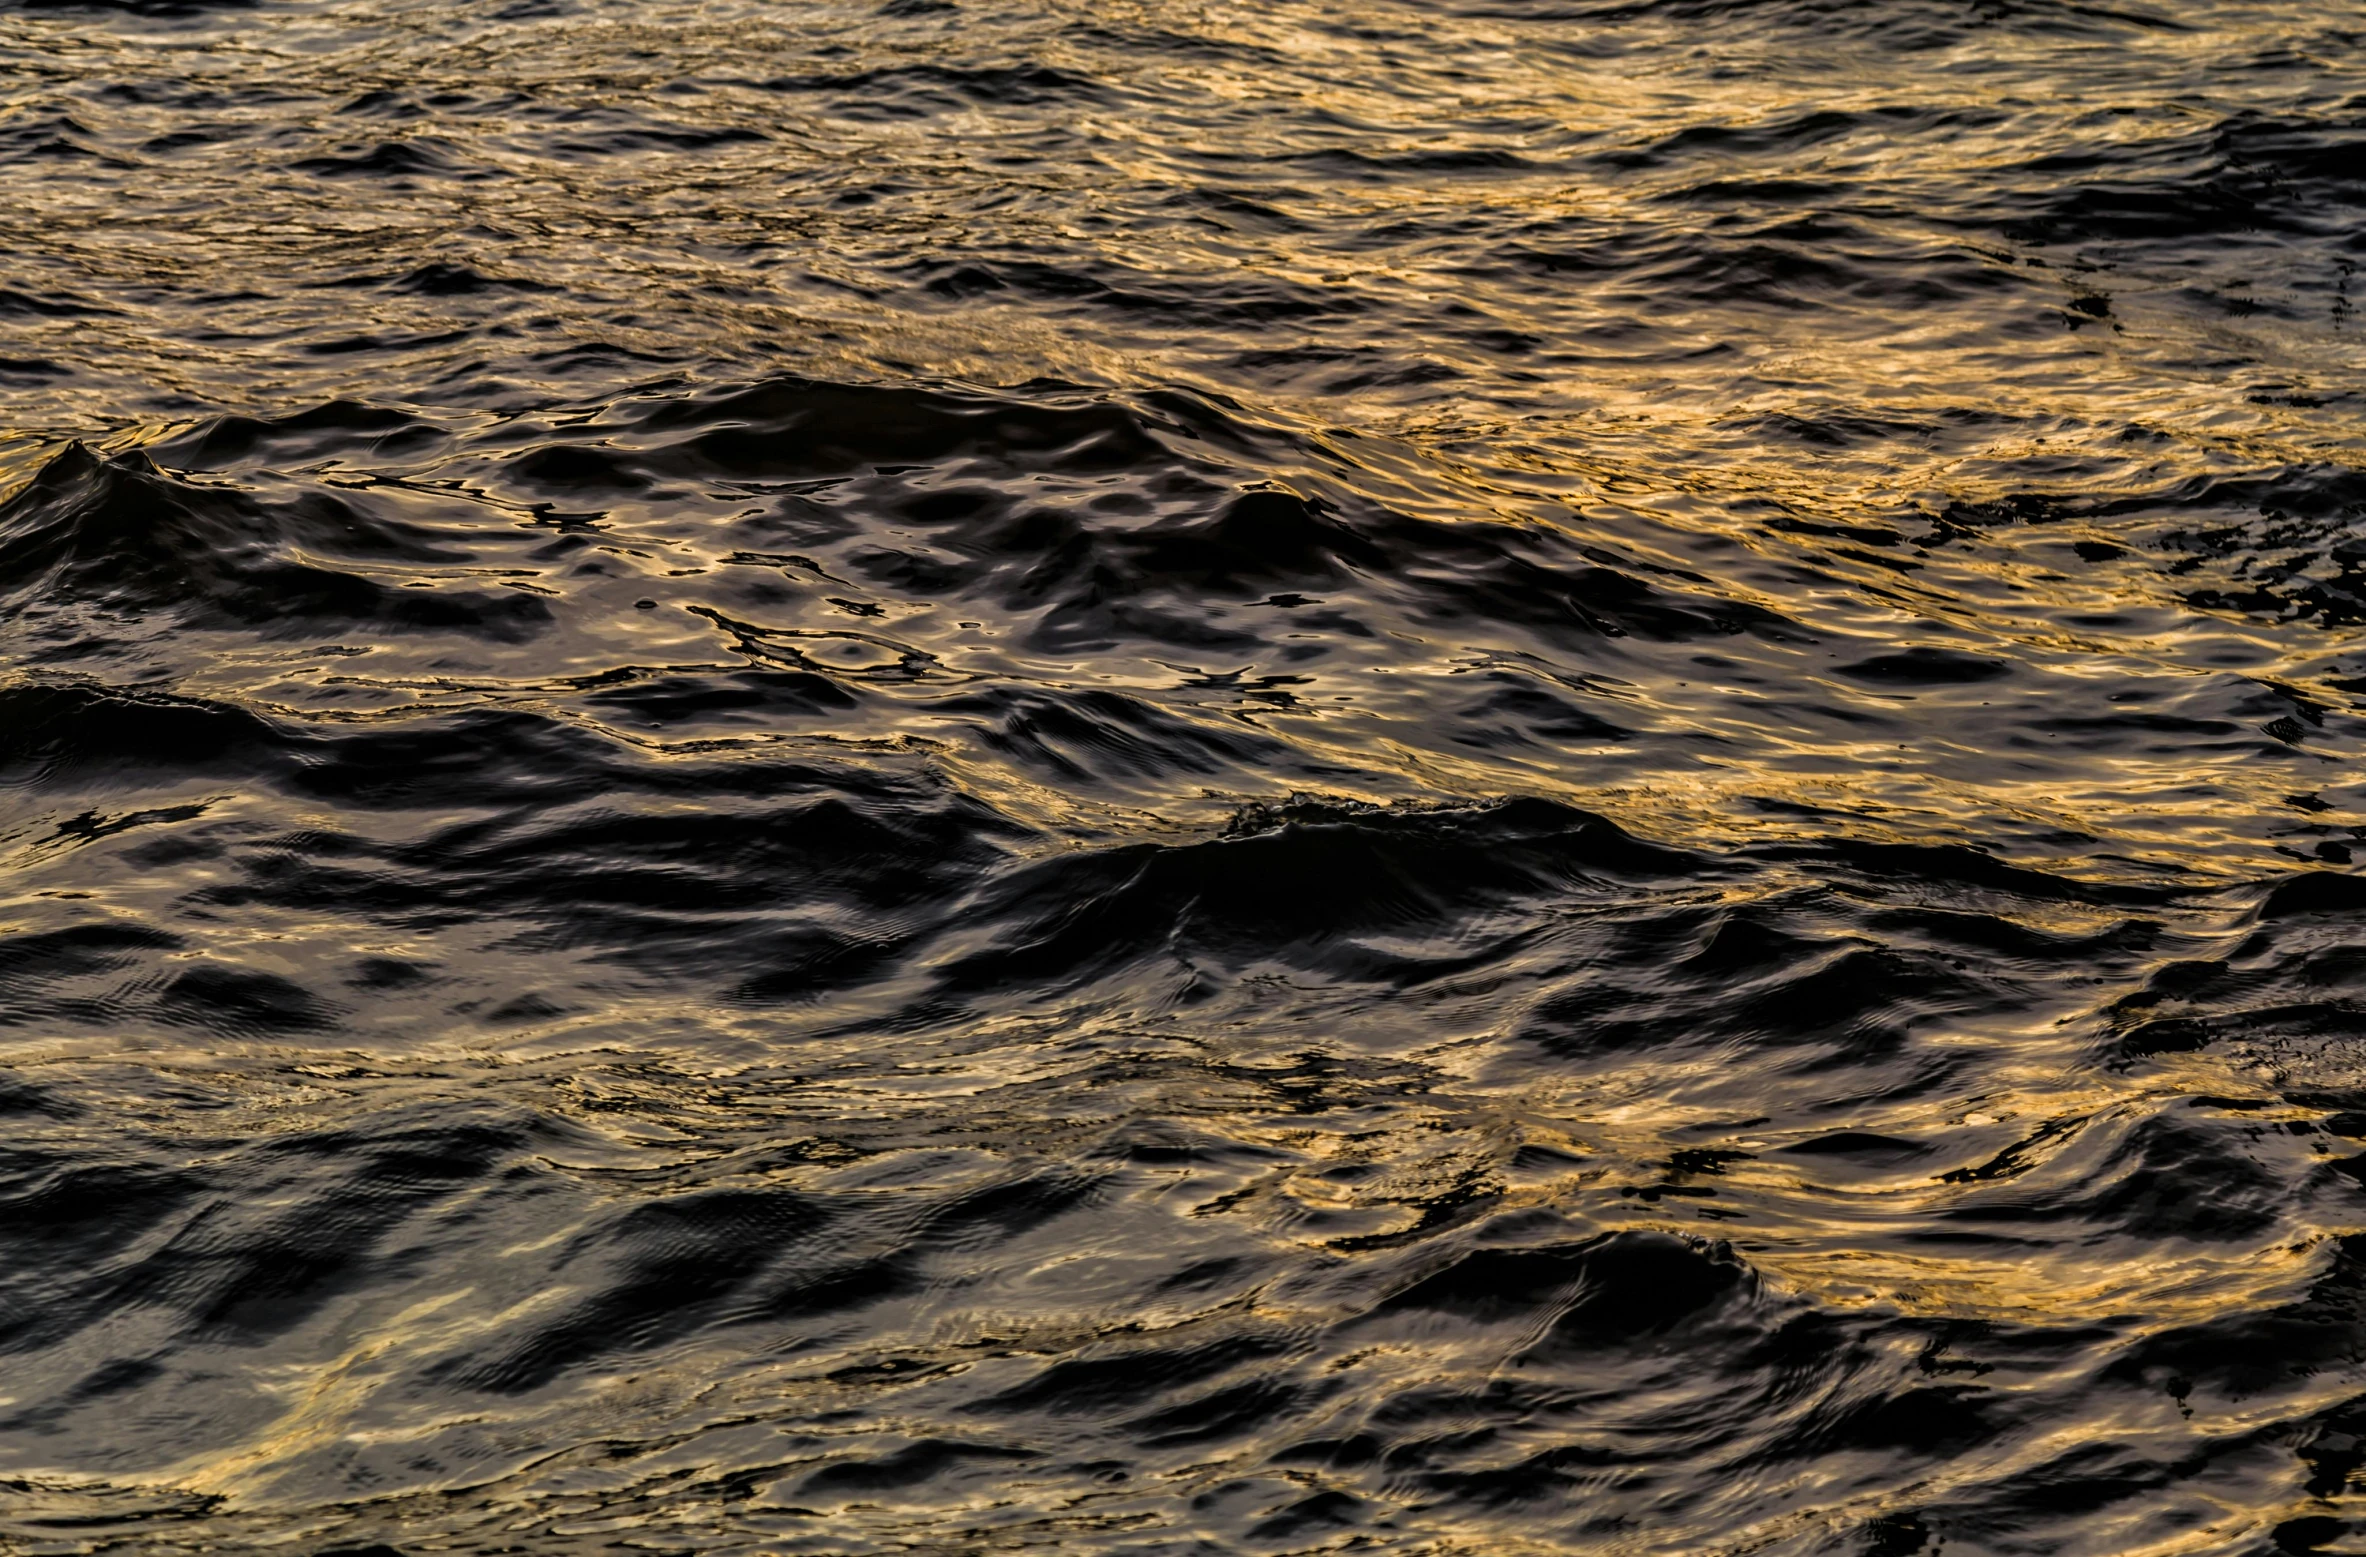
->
[{"left": 3, "top": 0, "right": 2366, "bottom": 1552}]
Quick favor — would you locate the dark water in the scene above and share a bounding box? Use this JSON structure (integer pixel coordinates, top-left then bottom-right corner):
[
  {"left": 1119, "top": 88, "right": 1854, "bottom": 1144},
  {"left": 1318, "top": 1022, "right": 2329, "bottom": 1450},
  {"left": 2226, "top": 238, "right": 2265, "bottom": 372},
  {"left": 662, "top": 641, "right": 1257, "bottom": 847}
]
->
[{"left": 3, "top": 0, "right": 2366, "bottom": 1552}]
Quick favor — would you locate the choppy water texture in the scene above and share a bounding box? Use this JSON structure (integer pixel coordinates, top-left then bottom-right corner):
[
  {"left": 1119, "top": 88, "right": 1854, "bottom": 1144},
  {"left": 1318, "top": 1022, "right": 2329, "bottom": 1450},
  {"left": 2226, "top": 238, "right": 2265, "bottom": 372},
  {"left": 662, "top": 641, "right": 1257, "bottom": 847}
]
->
[{"left": 5, "top": 0, "right": 2366, "bottom": 1552}]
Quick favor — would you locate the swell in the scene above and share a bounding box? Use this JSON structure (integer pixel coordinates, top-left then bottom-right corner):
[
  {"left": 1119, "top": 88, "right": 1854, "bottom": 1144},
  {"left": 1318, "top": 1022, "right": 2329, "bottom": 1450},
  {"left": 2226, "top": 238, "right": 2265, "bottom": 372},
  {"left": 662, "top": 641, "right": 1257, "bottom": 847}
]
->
[
  {"left": 3, "top": 747, "right": 2364, "bottom": 1552},
  {"left": 4, "top": 375, "right": 2351, "bottom": 872},
  {"left": 3, "top": 0, "right": 2366, "bottom": 1551}
]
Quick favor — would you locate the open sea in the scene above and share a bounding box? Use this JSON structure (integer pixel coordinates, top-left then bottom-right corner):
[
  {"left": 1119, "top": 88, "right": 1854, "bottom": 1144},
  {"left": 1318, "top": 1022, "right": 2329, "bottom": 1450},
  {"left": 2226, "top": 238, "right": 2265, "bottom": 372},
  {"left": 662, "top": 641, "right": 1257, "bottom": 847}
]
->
[{"left": 3, "top": 0, "right": 2366, "bottom": 1551}]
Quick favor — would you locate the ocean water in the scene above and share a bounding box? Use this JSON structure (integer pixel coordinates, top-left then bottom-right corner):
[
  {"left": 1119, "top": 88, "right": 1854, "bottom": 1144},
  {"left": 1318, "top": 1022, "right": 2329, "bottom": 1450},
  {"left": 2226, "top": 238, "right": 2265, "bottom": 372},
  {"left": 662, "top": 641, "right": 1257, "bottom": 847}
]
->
[{"left": 2, "top": 0, "right": 2365, "bottom": 1552}]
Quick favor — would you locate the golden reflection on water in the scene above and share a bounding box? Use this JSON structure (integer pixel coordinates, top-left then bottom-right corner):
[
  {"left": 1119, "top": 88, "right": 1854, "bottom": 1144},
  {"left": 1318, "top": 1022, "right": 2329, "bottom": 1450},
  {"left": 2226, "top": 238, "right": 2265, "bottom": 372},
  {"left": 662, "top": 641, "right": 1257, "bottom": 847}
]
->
[{"left": 1, "top": 0, "right": 2363, "bottom": 1551}]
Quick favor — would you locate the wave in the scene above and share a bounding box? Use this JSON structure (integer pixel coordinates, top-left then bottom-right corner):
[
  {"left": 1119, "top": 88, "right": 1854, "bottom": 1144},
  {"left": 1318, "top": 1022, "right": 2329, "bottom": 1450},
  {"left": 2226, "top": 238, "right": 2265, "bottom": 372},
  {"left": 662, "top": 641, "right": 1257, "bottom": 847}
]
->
[{"left": 3, "top": 0, "right": 2365, "bottom": 1546}]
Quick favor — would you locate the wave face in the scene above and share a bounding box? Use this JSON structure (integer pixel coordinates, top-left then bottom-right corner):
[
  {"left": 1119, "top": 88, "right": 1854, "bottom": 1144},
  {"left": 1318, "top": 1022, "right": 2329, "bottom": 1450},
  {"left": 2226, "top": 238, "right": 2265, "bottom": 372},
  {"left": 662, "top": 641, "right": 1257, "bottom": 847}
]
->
[{"left": 3, "top": 0, "right": 2366, "bottom": 1553}]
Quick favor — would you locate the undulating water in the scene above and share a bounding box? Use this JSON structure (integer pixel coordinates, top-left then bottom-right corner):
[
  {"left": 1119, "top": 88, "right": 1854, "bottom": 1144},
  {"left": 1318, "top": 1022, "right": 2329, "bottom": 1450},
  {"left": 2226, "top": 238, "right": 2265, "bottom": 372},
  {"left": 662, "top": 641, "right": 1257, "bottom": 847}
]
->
[{"left": 4, "top": 0, "right": 2366, "bottom": 1552}]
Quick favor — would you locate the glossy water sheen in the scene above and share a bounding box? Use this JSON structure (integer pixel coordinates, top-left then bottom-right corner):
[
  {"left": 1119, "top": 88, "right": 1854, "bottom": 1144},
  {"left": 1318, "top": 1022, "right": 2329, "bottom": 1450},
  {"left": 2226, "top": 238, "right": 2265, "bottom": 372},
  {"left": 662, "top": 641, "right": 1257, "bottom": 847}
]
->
[{"left": 2, "top": 0, "right": 2365, "bottom": 1552}]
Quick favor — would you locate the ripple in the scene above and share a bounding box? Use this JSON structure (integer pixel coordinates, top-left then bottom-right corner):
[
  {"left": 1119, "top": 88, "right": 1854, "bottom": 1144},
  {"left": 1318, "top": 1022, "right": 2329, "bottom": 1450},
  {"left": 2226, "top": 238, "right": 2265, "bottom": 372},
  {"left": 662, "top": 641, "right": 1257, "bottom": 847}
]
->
[{"left": 1, "top": 0, "right": 2363, "bottom": 1549}]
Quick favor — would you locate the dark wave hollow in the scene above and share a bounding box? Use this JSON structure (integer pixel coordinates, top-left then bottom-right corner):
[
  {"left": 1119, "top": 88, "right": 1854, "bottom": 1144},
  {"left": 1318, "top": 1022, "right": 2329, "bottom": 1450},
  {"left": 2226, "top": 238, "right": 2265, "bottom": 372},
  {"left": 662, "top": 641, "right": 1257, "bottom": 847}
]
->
[{"left": 4, "top": 0, "right": 2366, "bottom": 1552}]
